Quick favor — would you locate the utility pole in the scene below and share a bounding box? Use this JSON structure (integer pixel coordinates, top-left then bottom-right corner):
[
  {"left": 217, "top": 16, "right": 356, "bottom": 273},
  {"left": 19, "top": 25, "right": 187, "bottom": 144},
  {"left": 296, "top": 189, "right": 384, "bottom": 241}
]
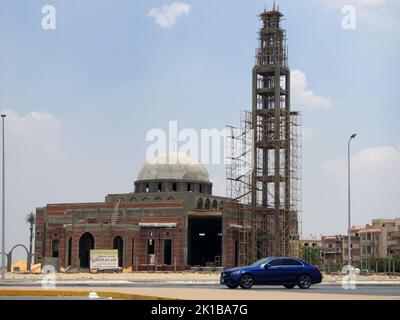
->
[
  {"left": 1, "top": 114, "right": 6, "bottom": 280},
  {"left": 347, "top": 133, "right": 357, "bottom": 270}
]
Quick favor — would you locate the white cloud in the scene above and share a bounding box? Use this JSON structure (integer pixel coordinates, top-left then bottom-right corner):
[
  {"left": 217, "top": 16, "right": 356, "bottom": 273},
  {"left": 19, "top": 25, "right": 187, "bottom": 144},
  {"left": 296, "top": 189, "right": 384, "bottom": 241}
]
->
[
  {"left": 148, "top": 2, "right": 191, "bottom": 28},
  {"left": 291, "top": 69, "right": 333, "bottom": 109},
  {"left": 325, "top": 146, "right": 400, "bottom": 174},
  {"left": 323, "top": 146, "right": 400, "bottom": 227},
  {"left": 2, "top": 109, "right": 63, "bottom": 158}
]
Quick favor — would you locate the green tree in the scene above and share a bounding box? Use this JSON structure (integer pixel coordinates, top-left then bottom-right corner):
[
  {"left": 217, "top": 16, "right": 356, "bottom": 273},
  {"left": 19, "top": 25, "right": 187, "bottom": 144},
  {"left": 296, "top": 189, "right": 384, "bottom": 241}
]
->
[
  {"left": 25, "top": 212, "right": 36, "bottom": 271},
  {"left": 303, "top": 246, "right": 320, "bottom": 266}
]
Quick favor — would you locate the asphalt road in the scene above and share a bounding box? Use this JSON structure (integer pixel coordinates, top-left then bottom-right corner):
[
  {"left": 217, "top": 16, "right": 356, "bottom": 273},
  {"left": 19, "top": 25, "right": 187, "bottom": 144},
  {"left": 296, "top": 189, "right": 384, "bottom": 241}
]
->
[
  {"left": 230, "top": 284, "right": 400, "bottom": 296},
  {"left": 0, "top": 281, "right": 399, "bottom": 297}
]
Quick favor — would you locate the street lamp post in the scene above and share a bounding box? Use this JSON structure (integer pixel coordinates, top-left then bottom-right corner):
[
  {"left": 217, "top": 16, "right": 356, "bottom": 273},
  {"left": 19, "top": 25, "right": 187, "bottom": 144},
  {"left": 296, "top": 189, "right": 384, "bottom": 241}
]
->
[
  {"left": 1, "top": 114, "right": 5, "bottom": 280},
  {"left": 347, "top": 133, "right": 357, "bottom": 270}
]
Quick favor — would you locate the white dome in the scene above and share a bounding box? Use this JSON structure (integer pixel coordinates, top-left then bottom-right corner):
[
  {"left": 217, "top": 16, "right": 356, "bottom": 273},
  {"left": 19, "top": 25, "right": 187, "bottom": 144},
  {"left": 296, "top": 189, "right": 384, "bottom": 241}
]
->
[{"left": 137, "top": 152, "right": 210, "bottom": 182}]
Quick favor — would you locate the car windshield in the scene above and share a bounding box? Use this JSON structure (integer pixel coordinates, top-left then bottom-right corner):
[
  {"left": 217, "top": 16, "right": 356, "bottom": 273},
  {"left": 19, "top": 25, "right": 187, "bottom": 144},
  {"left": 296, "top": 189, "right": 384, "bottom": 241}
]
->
[{"left": 250, "top": 258, "right": 270, "bottom": 267}]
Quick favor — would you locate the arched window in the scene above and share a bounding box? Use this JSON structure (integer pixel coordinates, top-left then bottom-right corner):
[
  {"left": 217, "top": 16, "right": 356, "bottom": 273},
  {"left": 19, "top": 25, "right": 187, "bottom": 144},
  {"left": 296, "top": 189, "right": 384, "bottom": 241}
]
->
[
  {"left": 145, "top": 184, "right": 149, "bottom": 193},
  {"left": 205, "top": 199, "right": 210, "bottom": 209},
  {"left": 197, "top": 198, "right": 203, "bottom": 209},
  {"left": 187, "top": 183, "right": 191, "bottom": 192},
  {"left": 199, "top": 184, "right": 203, "bottom": 193},
  {"left": 113, "top": 236, "right": 124, "bottom": 268},
  {"left": 212, "top": 200, "right": 218, "bottom": 210},
  {"left": 157, "top": 183, "right": 162, "bottom": 192},
  {"left": 172, "top": 183, "right": 177, "bottom": 192},
  {"left": 79, "top": 232, "right": 95, "bottom": 269}
]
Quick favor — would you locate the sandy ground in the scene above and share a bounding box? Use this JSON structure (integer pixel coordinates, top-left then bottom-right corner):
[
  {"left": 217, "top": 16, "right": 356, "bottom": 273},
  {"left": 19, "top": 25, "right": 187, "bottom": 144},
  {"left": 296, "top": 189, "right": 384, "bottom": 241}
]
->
[{"left": 3, "top": 272, "right": 400, "bottom": 282}]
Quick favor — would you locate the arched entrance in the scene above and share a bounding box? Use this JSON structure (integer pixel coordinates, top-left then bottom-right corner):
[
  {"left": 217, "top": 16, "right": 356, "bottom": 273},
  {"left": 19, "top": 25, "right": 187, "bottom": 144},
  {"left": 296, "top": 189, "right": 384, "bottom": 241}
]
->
[
  {"left": 8, "top": 244, "right": 30, "bottom": 272},
  {"left": 113, "top": 236, "right": 123, "bottom": 268},
  {"left": 79, "top": 233, "right": 94, "bottom": 269}
]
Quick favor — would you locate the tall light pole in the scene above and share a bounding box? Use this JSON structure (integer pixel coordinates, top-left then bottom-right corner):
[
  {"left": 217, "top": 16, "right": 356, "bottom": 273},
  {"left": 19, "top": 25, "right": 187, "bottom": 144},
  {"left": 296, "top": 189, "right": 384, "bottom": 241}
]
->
[
  {"left": 1, "top": 114, "right": 5, "bottom": 280},
  {"left": 348, "top": 133, "right": 357, "bottom": 270}
]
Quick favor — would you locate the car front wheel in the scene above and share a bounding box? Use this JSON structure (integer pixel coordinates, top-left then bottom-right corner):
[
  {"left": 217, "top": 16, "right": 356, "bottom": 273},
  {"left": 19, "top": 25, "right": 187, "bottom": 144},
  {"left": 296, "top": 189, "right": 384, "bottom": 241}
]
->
[
  {"left": 239, "top": 274, "right": 254, "bottom": 289},
  {"left": 298, "top": 274, "right": 312, "bottom": 289}
]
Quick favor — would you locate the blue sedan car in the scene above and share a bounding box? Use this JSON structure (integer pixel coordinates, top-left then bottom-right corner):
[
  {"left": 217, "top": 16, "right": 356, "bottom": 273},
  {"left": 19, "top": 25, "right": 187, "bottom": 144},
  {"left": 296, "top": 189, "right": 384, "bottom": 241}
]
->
[{"left": 220, "top": 257, "right": 322, "bottom": 289}]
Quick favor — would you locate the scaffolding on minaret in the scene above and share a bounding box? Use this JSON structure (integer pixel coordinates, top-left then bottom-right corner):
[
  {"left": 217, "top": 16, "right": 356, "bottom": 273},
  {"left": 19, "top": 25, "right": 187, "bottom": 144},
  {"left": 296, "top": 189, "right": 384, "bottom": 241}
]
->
[{"left": 226, "top": 6, "right": 302, "bottom": 265}]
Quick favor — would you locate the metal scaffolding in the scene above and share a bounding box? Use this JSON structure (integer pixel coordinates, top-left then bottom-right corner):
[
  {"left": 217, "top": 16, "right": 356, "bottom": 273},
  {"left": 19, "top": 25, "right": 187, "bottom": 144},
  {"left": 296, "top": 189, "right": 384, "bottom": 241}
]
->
[
  {"left": 226, "top": 111, "right": 252, "bottom": 205},
  {"left": 226, "top": 6, "right": 302, "bottom": 265},
  {"left": 226, "top": 111, "right": 253, "bottom": 266}
]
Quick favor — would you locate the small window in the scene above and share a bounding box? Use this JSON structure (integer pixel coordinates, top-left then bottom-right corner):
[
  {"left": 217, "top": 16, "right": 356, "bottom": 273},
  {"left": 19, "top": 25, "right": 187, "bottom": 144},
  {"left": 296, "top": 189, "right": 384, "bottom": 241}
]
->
[
  {"left": 145, "top": 184, "right": 149, "bottom": 193},
  {"left": 199, "top": 184, "right": 203, "bottom": 193},
  {"left": 269, "top": 258, "right": 282, "bottom": 266},
  {"left": 282, "top": 258, "right": 302, "bottom": 266},
  {"left": 147, "top": 239, "right": 155, "bottom": 255},
  {"left": 187, "top": 183, "right": 191, "bottom": 192},
  {"left": 172, "top": 183, "right": 177, "bottom": 192},
  {"left": 197, "top": 198, "right": 203, "bottom": 209},
  {"left": 157, "top": 183, "right": 162, "bottom": 192},
  {"left": 52, "top": 240, "right": 59, "bottom": 258}
]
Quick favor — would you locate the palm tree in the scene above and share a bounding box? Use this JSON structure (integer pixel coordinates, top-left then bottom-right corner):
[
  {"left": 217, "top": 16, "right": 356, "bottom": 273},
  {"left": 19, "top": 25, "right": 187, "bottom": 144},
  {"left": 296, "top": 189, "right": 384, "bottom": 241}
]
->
[{"left": 25, "top": 212, "right": 36, "bottom": 271}]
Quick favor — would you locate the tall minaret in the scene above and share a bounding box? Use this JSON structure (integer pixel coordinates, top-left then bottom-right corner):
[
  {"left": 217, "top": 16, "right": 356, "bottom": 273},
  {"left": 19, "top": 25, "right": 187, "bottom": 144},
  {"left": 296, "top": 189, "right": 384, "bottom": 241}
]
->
[{"left": 251, "top": 7, "right": 299, "bottom": 259}]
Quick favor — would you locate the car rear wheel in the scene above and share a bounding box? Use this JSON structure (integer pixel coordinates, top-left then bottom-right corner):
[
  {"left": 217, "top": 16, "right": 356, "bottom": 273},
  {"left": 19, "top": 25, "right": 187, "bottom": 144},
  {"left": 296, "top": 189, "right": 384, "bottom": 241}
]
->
[
  {"left": 239, "top": 274, "right": 254, "bottom": 289},
  {"left": 298, "top": 274, "right": 312, "bottom": 289},
  {"left": 227, "top": 284, "right": 239, "bottom": 289},
  {"left": 284, "top": 284, "right": 296, "bottom": 289}
]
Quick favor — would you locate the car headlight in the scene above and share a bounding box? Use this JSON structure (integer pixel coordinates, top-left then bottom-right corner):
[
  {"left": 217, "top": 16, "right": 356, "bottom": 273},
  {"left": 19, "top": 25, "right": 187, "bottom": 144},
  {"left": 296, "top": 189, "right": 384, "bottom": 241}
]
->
[{"left": 231, "top": 270, "right": 241, "bottom": 276}]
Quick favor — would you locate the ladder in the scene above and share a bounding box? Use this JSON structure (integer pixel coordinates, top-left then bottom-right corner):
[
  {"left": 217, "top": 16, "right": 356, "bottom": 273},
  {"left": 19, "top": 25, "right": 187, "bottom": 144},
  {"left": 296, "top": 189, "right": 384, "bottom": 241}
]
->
[{"left": 111, "top": 198, "right": 122, "bottom": 225}]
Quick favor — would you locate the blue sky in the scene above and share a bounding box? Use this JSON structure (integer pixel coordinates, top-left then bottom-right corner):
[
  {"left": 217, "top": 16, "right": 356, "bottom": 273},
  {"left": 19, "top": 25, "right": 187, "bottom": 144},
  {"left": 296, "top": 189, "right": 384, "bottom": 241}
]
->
[{"left": 0, "top": 0, "right": 399, "bottom": 255}]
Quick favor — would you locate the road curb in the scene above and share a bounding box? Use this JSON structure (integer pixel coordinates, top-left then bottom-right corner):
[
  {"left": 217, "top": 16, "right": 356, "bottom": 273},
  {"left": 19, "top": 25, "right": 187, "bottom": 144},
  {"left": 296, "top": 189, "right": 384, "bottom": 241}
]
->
[{"left": 0, "top": 289, "right": 175, "bottom": 300}]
